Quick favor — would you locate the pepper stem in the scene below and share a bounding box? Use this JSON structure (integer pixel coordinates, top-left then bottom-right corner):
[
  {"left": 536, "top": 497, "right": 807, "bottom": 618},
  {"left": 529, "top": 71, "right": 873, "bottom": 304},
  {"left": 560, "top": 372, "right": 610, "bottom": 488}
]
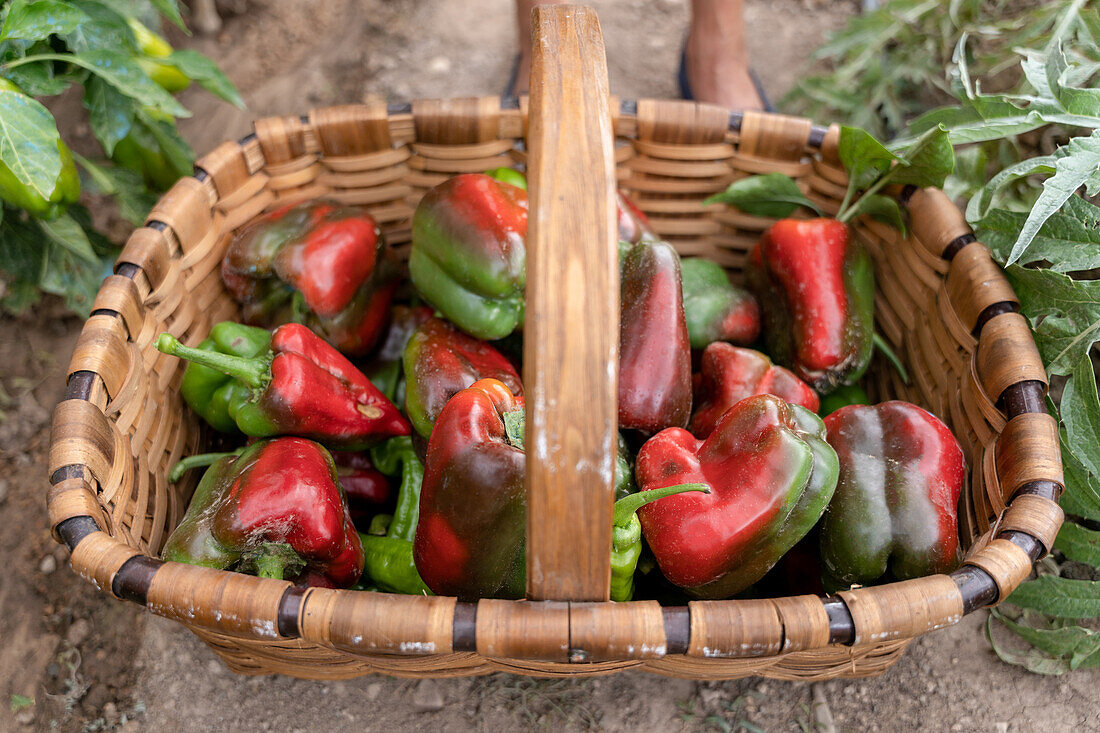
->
[
  {"left": 613, "top": 483, "right": 710, "bottom": 527},
  {"left": 503, "top": 409, "right": 525, "bottom": 450},
  {"left": 250, "top": 543, "right": 304, "bottom": 581},
  {"left": 156, "top": 333, "right": 269, "bottom": 390},
  {"left": 872, "top": 331, "right": 910, "bottom": 384},
  {"left": 167, "top": 449, "right": 243, "bottom": 483}
]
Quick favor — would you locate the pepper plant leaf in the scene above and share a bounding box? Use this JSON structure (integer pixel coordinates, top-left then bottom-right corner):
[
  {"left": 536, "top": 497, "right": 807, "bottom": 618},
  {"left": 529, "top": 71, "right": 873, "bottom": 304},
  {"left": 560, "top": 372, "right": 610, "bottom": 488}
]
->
[
  {"left": 1054, "top": 522, "right": 1100, "bottom": 567},
  {"left": 82, "top": 76, "right": 135, "bottom": 156},
  {"left": 1006, "top": 575, "right": 1100, "bottom": 619},
  {"left": 0, "top": 87, "right": 62, "bottom": 198},
  {"left": 0, "top": 0, "right": 88, "bottom": 42},
  {"left": 974, "top": 196, "right": 1100, "bottom": 273},
  {"left": 67, "top": 50, "right": 189, "bottom": 118},
  {"left": 163, "top": 49, "right": 244, "bottom": 108},
  {"left": 703, "top": 173, "right": 820, "bottom": 218}
]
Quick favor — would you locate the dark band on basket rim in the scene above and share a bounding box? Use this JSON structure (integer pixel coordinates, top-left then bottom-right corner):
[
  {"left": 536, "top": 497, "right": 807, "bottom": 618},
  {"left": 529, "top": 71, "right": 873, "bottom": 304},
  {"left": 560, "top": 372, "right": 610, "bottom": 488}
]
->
[
  {"left": 453, "top": 602, "right": 478, "bottom": 651},
  {"left": 112, "top": 555, "right": 162, "bottom": 604},
  {"left": 278, "top": 586, "right": 307, "bottom": 637},
  {"left": 942, "top": 233, "right": 977, "bottom": 261},
  {"left": 824, "top": 597, "right": 856, "bottom": 645},
  {"left": 662, "top": 606, "right": 690, "bottom": 655}
]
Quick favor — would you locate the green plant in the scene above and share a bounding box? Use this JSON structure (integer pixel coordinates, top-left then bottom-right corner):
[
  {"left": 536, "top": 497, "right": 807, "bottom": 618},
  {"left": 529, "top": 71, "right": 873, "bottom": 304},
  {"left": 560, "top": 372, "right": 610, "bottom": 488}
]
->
[
  {"left": 898, "top": 0, "right": 1100, "bottom": 674},
  {"left": 783, "top": 0, "right": 1074, "bottom": 139},
  {"left": 0, "top": 0, "right": 242, "bottom": 315}
]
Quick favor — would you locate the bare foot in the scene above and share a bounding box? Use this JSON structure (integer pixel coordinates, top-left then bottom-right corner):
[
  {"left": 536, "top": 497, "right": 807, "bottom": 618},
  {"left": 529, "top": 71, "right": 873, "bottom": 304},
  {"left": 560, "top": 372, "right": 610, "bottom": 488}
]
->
[{"left": 686, "top": 0, "right": 764, "bottom": 110}]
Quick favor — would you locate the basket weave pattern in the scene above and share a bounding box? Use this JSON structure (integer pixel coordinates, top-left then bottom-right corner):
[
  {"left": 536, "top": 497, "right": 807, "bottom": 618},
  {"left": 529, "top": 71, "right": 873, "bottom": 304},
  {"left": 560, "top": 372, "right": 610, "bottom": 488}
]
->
[{"left": 48, "top": 97, "right": 1065, "bottom": 681}]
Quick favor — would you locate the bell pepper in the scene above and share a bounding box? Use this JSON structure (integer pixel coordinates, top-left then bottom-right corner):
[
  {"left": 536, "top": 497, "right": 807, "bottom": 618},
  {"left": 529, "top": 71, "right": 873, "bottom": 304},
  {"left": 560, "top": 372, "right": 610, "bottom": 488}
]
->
[
  {"left": 636, "top": 393, "right": 839, "bottom": 598},
  {"left": 413, "top": 379, "right": 700, "bottom": 601},
  {"left": 689, "top": 343, "right": 819, "bottom": 439},
  {"left": 819, "top": 401, "right": 964, "bottom": 589},
  {"left": 174, "top": 321, "right": 272, "bottom": 434},
  {"left": 618, "top": 238, "right": 692, "bottom": 433},
  {"left": 403, "top": 316, "right": 523, "bottom": 438},
  {"left": 410, "top": 173, "right": 657, "bottom": 341},
  {"left": 0, "top": 80, "right": 80, "bottom": 219},
  {"left": 410, "top": 173, "right": 528, "bottom": 340},
  {"left": 680, "top": 258, "right": 760, "bottom": 349},
  {"left": 221, "top": 200, "right": 399, "bottom": 356},
  {"left": 745, "top": 218, "right": 874, "bottom": 394},
  {"left": 363, "top": 305, "right": 435, "bottom": 402},
  {"left": 128, "top": 18, "right": 191, "bottom": 92},
  {"left": 331, "top": 450, "right": 391, "bottom": 527},
  {"left": 161, "top": 437, "right": 364, "bottom": 587},
  {"left": 156, "top": 322, "right": 410, "bottom": 448},
  {"left": 818, "top": 383, "right": 869, "bottom": 417},
  {"left": 357, "top": 436, "right": 433, "bottom": 595}
]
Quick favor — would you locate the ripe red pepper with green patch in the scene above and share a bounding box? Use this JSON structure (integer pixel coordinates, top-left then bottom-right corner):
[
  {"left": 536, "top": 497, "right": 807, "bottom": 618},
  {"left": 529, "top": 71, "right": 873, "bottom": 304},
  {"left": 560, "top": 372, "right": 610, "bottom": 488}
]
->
[
  {"left": 819, "top": 401, "right": 964, "bottom": 589},
  {"left": 745, "top": 218, "right": 874, "bottom": 394},
  {"left": 618, "top": 238, "right": 692, "bottom": 433},
  {"left": 161, "top": 437, "right": 364, "bottom": 587},
  {"left": 156, "top": 322, "right": 409, "bottom": 449},
  {"left": 689, "top": 343, "right": 819, "bottom": 438},
  {"left": 636, "top": 393, "right": 839, "bottom": 599},
  {"left": 402, "top": 317, "right": 523, "bottom": 438},
  {"left": 221, "top": 200, "right": 398, "bottom": 356},
  {"left": 413, "top": 379, "right": 700, "bottom": 601}
]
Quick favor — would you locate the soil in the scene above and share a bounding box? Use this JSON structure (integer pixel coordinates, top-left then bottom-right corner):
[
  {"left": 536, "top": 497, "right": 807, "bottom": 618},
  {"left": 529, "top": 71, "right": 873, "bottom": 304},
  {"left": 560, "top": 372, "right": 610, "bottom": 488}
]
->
[{"left": 4, "top": 1, "right": 1098, "bottom": 731}]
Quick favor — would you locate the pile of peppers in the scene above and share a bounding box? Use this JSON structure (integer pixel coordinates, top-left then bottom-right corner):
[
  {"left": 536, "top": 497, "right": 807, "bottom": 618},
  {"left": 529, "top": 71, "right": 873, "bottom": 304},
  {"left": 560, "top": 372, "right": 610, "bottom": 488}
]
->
[{"left": 158, "top": 172, "right": 965, "bottom": 601}]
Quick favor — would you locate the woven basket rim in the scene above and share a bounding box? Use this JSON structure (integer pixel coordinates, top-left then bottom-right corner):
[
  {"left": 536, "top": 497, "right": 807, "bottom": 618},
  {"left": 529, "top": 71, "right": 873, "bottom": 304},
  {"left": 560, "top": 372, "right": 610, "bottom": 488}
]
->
[{"left": 47, "top": 94, "right": 1065, "bottom": 676}]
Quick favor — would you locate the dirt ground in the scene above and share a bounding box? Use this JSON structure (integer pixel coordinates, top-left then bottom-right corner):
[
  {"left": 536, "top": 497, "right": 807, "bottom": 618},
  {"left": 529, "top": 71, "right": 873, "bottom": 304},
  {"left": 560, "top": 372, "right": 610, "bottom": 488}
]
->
[{"left": 5, "top": 0, "right": 1099, "bottom": 731}]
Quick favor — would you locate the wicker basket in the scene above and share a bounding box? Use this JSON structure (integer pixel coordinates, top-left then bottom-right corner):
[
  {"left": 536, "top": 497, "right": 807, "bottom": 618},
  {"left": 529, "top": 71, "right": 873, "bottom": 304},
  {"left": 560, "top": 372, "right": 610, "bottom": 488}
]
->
[{"left": 48, "top": 6, "right": 1065, "bottom": 681}]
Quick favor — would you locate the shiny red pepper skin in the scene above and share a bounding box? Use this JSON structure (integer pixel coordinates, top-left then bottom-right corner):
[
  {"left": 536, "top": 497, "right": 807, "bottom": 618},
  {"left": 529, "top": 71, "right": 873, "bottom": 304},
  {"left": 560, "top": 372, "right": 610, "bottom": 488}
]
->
[
  {"left": 820, "top": 401, "right": 964, "bottom": 588},
  {"left": 689, "top": 343, "right": 820, "bottom": 438},
  {"left": 745, "top": 218, "right": 874, "bottom": 394},
  {"left": 221, "top": 200, "right": 398, "bottom": 356},
  {"left": 403, "top": 317, "right": 523, "bottom": 439},
  {"left": 619, "top": 238, "right": 692, "bottom": 433},
  {"left": 157, "top": 323, "right": 410, "bottom": 449},
  {"left": 161, "top": 438, "right": 365, "bottom": 587},
  {"left": 413, "top": 379, "right": 527, "bottom": 600},
  {"left": 617, "top": 190, "right": 656, "bottom": 244},
  {"left": 331, "top": 451, "right": 392, "bottom": 526},
  {"left": 636, "top": 394, "right": 838, "bottom": 597}
]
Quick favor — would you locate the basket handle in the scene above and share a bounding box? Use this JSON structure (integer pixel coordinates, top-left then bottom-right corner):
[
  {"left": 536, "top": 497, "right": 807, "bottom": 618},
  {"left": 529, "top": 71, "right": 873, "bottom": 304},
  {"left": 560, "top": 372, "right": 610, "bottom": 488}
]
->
[{"left": 523, "top": 4, "right": 619, "bottom": 602}]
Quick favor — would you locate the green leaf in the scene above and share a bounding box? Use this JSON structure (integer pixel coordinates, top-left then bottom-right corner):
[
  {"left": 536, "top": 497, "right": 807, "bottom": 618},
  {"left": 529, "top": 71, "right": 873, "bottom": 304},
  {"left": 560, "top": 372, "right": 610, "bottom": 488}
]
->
[
  {"left": 974, "top": 197, "right": 1100, "bottom": 272},
  {"left": 74, "top": 154, "right": 155, "bottom": 226},
  {"left": 1005, "top": 129, "right": 1100, "bottom": 265},
  {"left": 1006, "top": 575, "right": 1100, "bottom": 619},
  {"left": 991, "top": 611, "right": 1100, "bottom": 673},
  {"left": 0, "top": 209, "right": 47, "bottom": 282},
  {"left": 1058, "top": 423, "right": 1100, "bottom": 523},
  {"left": 3, "top": 60, "right": 72, "bottom": 96},
  {"left": 66, "top": 50, "right": 189, "bottom": 118},
  {"left": 163, "top": 49, "right": 244, "bottom": 108},
  {"left": 0, "top": 87, "right": 62, "bottom": 198},
  {"left": 37, "top": 213, "right": 97, "bottom": 264},
  {"left": 1062, "top": 354, "right": 1100, "bottom": 479},
  {"left": 885, "top": 124, "right": 955, "bottom": 188},
  {"left": 987, "top": 614, "right": 1075, "bottom": 675},
  {"left": 839, "top": 125, "right": 899, "bottom": 191},
  {"left": 965, "top": 155, "right": 1057, "bottom": 224},
  {"left": 0, "top": 0, "right": 89, "bottom": 42},
  {"left": 149, "top": 0, "right": 186, "bottom": 31},
  {"left": 82, "top": 76, "right": 134, "bottom": 156},
  {"left": 1054, "top": 522, "right": 1100, "bottom": 566},
  {"left": 851, "top": 193, "right": 906, "bottom": 234},
  {"left": 1006, "top": 266, "right": 1100, "bottom": 375},
  {"left": 61, "top": 1, "right": 138, "bottom": 53},
  {"left": 37, "top": 239, "right": 106, "bottom": 315},
  {"left": 136, "top": 107, "right": 193, "bottom": 175},
  {"left": 703, "top": 173, "right": 820, "bottom": 218}
]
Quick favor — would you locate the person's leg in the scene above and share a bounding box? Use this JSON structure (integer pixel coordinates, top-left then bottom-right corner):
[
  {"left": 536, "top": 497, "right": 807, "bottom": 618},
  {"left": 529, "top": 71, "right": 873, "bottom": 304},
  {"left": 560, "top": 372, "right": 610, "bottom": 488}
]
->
[
  {"left": 511, "top": 0, "right": 568, "bottom": 96},
  {"left": 685, "top": 0, "right": 763, "bottom": 109}
]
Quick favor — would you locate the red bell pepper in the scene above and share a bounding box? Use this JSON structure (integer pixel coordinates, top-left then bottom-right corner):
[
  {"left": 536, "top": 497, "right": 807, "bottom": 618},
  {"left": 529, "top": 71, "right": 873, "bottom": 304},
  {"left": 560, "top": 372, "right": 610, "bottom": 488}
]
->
[
  {"left": 161, "top": 438, "right": 365, "bottom": 587},
  {"left": 403, "top": 317, "right": 523, "bottom": 438},
  {"left": 689, "top": 343, "right": 820, "bottom": 438},
  {"left": 156, "top": 322, "right": 410, "bottom": 449},
  {"left": 221, "top": 200, "right": 399, "bottom": 356},
  {"left": 331, "top": 450, "right": 392, "bottom": 526},
  {"left": 636, "top": 394, "right": 839, "bottom": 598},
  {"left": 618, "top": 238, "right": 692, "bottom": 433},
  {"left": 745, "top": 218, "right": 874, "bottom": 394},
  {"left": 819, "top": 401, "right": 965, "bottom": 588}
]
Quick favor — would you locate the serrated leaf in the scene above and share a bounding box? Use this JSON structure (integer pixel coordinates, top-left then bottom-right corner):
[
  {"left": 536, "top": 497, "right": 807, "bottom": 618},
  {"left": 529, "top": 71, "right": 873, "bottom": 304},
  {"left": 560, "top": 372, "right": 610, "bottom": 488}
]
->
[
  {"left": 991, "top": 611, "right": 1100, "bottom": 673},
  {"left": 0, "top": 0, "right": 88, "bottom": 42},
  {"left": 703, "top": 173, "right": 819, "bottom": 218},
  {"left": 1006, "top": 266, "right": 1100, "bottom": 375},
  {"left": 987, "top": 614, "right": 1075, "bottom": 675},
  {"left": 966, "top": 155, "right": 1057, "bottom": 224},
  {"left": 1055, "top": 522, "right": 1100, "bottom": 566},
  {"left": 37, "top": 213, "right": 97, "bottom": 264},
  {"left": 1062, "top": 354, "right": 1100, "bottom": 479},
  {"left": 1058, "top": 424, "right": 1100, "bottom": 523},
  {"left": 1006, "top": 129, "right": 1100, "bottom": 265},
  {"left": 82, "top": 76, "right": 134, "bottom": 156},
  {"left": 1006, "top": 575, "right": 1100, "bottom": 619},
  {"left": 0, "top": 88, "right": 62, "bottom": 198},
  {"left": 65, "top": 50, "right": 189, "bottom": 118},
  {"left": 975, "top": 197, "right": 1100, "bottom": 272},
  {"left": 163, "top": 49, "right": 243, "bottom": 108},
  {"left": 906, "top": 97, "right": 1046, "bottom": 145}
]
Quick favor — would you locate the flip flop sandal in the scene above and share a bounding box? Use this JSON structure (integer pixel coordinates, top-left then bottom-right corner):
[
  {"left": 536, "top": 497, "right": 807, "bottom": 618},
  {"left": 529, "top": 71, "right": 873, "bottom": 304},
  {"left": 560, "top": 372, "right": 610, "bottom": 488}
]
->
[{"left": 677, "top": 45, "right": 774, "bottom": 112}]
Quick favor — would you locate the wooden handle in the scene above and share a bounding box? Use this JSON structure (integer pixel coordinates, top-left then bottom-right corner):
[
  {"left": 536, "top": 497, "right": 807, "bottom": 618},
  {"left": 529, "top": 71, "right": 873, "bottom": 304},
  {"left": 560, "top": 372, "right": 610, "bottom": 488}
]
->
[{"left": 523, "top": 5, "right": 618, "bottom": 601}]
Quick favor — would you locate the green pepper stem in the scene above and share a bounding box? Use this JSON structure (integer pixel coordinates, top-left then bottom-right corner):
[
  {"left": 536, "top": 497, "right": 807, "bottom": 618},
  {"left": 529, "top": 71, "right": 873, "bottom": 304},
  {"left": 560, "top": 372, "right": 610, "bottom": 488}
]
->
[
  {"left": 167, "top": 449, "right": 243, "bottom": 483},
  {"left": 613, "top": 483, "right": 710, "bottom": 527},
  {"left": 368, "top": 514, "right": 392, "bottom": 536},
  {"left": 254, "top": 552, "right": 286, "bottom": 580},
  {"left": 156, "top": 333, "right": 269, "bottom": 390},
  {"left": 503, "top": 409, "right": 525, "bottom": 450},
  {"left": 251, "top": 543, "right": 303, "bottom": 580},
  {"left": 872, "top": 332, "right": 910, "bottom": 384}
]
